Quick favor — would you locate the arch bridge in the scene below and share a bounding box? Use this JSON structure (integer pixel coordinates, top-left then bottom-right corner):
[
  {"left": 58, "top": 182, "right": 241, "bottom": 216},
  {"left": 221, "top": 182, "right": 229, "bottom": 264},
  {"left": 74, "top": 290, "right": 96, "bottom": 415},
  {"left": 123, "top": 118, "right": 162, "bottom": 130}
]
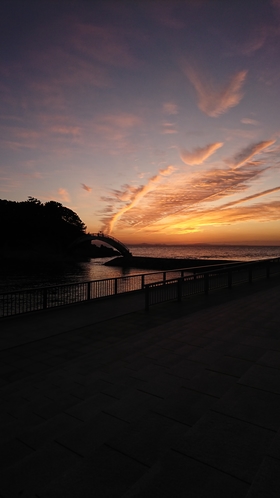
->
[{"left": 71, "top": 232, "right": 132, "bottom": 258}]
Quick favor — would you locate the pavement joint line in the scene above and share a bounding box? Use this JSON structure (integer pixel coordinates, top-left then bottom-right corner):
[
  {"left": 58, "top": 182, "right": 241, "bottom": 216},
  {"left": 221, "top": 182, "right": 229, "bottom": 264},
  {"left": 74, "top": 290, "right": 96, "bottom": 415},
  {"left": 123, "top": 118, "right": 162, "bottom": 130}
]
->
[
  {"left": 62, "top": 411, "right": 84, "bottom": 422},
  {"left": 150, "top": 410, "right": 192, "bottom": 427},
  {"left": 136, "top": 389, "right": 165, "bottom": 399},
  {"left": 99, "top": 391, "right": 120, "bottom": 400},
  {"left": 101, "top": 410, "right": 130, "bottom": 424},
  {"left": 205, "top": 368, "right": 240, "bottom": 378},
  {"left": 171, "top": 448, "right": 252, "bottom": 485},
  {"left": 54, "top": 439, "right": 85, "bottom": 459},
  {"left": 210, "top": 409, "right": 278, "bottom": 433},
  {"left": 181, "top": 386, "right": 220, "bottom": 399},
  {"left": 238, "top": 382, "right": 280, "bottom": 396},
  {"left": 103, "top": 442, "right": 151, "bottom": 468}
]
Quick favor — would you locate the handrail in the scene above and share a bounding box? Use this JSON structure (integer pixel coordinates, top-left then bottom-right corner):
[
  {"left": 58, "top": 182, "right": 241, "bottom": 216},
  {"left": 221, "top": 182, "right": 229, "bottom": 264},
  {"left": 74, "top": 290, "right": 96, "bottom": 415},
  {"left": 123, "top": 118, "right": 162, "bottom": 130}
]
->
[
  {"left": 144, "top": 257, "right": 280, "bottom": 310},
  {"left": 1, "top": 257, "right": 280, "bottom": 318}
]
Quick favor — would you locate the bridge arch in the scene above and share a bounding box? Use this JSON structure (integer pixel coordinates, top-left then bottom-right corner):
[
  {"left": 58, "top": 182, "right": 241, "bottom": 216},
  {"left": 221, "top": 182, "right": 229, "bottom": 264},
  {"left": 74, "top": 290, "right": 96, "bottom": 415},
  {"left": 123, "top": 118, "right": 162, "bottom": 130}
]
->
[{"left": 71, "top": 232, "right": 132, "bottom": 258}]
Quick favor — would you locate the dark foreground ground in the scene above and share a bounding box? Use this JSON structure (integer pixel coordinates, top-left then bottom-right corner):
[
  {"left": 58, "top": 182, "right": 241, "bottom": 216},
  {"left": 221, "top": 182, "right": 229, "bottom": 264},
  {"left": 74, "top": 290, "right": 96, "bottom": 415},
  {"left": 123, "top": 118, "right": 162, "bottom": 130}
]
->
[{"left": 1, "top": 276, "right": 280, "bottom": 497}]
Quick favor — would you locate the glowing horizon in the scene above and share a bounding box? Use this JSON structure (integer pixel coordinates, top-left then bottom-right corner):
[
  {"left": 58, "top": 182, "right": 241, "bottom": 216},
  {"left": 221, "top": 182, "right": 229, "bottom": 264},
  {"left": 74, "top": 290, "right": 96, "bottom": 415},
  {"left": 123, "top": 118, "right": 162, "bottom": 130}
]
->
[{"left": 1, "top": 1, "right": 280, "bottom": 246}]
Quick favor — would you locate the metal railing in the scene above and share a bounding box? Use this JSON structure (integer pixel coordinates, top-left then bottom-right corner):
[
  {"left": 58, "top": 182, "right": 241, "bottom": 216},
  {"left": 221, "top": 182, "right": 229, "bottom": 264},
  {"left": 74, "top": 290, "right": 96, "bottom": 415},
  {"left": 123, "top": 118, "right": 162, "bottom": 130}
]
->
[
  {"left": 0, "top": 266, "right": 201, "bottom": 318},
  {"left": 1, "top": 258, "right": 280, "bottom": 318},
  {"left": 144, "top": 257, "right": 280, "bottom": 310}
]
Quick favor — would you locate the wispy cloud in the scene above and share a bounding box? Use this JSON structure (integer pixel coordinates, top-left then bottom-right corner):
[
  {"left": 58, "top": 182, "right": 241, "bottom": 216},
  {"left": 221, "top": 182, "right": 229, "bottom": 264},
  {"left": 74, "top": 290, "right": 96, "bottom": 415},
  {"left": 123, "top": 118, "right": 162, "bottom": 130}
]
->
[
  {"left": 162, "top": 102, "right": 178, "bottom": 115},
  {"left": 81, "top": 183, "right": 92, "bottom": 193},
  {"left": 180, "top": 142, "right": 223, "bottom": 165},
  {"left": 221, "top": 186, "right": 280, "bottom": 209},
  {"left": 101, "top": 137, "right": 279, "bottom": 234},
  {"left": 184, "top": 64, "right": 247, "bottom": 117},
  {"left": 241, "top": 118, "right": 260, "bottom": 126},
  {"left": 103, "top": 165, "right": 176, "bottom": 233},
  {"left": 229, "top": 140, "right": 275, "bottom": 168},
  {"left": 58, "top": 188, "right": 70, "bottom": 203},
  {"left": 161, "top": 122, "right": 178, "bottom": 134}
]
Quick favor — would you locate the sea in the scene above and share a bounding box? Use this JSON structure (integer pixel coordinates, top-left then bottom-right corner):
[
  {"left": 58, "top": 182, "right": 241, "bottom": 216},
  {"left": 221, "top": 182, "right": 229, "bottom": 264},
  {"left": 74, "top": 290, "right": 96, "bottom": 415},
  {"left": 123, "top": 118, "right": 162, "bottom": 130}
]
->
[{"left": 1, "top": 244, "right": 280, "bottom": 293}]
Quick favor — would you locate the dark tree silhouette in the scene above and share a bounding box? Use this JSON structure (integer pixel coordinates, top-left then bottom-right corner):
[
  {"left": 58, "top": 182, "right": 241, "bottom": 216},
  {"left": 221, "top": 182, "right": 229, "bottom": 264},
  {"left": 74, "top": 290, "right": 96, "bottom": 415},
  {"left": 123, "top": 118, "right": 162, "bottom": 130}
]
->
[{"left": 0, "top": 197, "right": 87, "bottom": 254}]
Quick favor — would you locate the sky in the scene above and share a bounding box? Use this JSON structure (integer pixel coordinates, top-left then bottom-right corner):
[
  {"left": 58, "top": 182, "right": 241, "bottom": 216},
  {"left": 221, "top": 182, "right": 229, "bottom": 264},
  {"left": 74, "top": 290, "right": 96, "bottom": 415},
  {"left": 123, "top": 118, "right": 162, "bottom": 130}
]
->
[{"left": 1, "top": 0, "right": 280, "bottom": 245}]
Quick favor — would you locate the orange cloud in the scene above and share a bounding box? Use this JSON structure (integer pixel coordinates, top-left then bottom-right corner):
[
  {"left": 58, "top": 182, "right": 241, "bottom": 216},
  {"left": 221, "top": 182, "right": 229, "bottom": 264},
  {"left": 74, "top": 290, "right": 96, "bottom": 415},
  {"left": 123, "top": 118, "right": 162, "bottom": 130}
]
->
[
  {"left": 184, "top": 65, "right": 247, "bottom": 117},
  {"left": 180, "top": 142, "right": 223, "bottom": 165},
  {"left": 105, "top": 165, "right": 176, "bottom": 233},
  {"left": 104, "top": 135, "right": 279, "bottom": 233}
]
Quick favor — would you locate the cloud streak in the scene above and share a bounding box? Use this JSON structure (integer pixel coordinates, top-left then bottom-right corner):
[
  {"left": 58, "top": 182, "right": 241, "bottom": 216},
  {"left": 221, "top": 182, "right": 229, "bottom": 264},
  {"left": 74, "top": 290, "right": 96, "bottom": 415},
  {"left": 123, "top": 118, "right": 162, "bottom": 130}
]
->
[
  {"left": 81, "top": 183, "right": 92, "bottom": 192},
  {"left": 180, "top": 142, "right": 223, "bottom": 165},
  {"left": 184, "top": 65, "right": 247, "bottom": 117},
  {"left": 101, "top": 137, "right": 278, "bottom": 234},
  {"left": 105, "top": 165, "right": 176, "bottom": 233},
  {"left": 229, "top": 140, "right": 276, "bottom": 168}
]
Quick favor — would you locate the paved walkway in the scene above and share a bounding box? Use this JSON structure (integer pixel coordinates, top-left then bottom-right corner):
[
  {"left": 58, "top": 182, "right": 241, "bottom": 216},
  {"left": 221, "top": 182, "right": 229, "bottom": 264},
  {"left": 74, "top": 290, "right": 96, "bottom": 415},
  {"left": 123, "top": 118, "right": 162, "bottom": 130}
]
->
[{"left": 1, "top": 277, "right": 280, "bottom": 496}]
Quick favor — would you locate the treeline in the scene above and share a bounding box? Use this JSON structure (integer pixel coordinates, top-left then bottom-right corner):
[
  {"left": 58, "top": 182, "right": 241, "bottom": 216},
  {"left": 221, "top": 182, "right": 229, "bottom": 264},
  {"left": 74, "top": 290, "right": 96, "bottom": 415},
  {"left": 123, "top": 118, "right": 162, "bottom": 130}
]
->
[{"left": 0, "top": 197, "right": 87, "bottom": 255}]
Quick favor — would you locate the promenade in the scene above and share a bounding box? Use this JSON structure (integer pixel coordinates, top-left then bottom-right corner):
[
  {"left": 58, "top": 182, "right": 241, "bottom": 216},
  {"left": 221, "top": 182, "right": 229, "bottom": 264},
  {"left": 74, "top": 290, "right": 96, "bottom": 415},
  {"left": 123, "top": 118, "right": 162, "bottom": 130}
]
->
[{"left": 1, "top": 277, "right": 280, "bottom": 497}]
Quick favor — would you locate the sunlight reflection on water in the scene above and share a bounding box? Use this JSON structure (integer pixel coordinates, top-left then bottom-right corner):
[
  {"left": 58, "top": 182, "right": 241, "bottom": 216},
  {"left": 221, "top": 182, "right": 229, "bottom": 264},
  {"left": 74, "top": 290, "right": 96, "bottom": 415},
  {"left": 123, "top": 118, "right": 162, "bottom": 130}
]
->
[{"left": 1, "top": 245, "right": 279, "bottom": 292}]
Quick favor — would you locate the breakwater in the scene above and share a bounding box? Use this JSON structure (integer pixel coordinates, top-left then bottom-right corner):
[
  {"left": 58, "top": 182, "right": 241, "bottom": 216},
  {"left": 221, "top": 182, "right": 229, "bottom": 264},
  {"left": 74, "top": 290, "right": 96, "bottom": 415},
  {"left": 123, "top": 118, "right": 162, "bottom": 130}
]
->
[{"left": 104, "top": 256, "right": 238, "bottom": 270}]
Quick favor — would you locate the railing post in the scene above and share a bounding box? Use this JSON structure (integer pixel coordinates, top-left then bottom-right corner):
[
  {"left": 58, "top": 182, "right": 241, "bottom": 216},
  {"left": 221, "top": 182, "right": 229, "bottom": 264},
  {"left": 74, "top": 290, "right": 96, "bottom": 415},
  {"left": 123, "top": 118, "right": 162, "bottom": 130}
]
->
[
  {"left": 228, "top": 270, "right": 232, "bottom": 289},
  {"left": 87, "top": 282, "right": 91, "bottom": 300},
  {"left": 145, "top": 285, "right": 150, "bottom": 311},
  {"left": 163, "top": 272, "right": 166, "bottom": 282},
  {"left": 141, "top": 274, "right": 145, "bottom": 289},
  {"left": 43, "top": 288, "right": 47, "bottom": 309},
  {"left": 204, "top": 273, "right": 209, "bottom": 295},
  {"left": 114, "top": 278, "right": 118, "bottom": 295},
  {"left": 177, "top": 278, "right": 183, "bottom": 302}
]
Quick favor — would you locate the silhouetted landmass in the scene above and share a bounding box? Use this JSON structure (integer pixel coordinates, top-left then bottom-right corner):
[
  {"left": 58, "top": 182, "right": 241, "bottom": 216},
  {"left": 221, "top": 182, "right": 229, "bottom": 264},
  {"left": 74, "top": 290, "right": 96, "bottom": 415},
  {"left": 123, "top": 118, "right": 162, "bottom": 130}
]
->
[{"left": 0, "top": 197, "right": 119, "bottom": 263}]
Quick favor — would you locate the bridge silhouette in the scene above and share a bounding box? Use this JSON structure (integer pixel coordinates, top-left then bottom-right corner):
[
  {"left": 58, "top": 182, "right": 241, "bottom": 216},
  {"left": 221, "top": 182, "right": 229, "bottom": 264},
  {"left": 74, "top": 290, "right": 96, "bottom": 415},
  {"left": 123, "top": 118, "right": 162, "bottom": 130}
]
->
[{"left": 71, "top": 232, "right": 132, "bottom": 258}]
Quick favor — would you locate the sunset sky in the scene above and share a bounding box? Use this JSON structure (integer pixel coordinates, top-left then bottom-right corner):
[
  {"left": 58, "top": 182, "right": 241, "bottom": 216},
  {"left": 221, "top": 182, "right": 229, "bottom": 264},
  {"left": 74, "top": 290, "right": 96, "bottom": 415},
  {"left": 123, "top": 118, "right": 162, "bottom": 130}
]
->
[{"left": 1, "top": 0, "right": 280, "bottom": 245}]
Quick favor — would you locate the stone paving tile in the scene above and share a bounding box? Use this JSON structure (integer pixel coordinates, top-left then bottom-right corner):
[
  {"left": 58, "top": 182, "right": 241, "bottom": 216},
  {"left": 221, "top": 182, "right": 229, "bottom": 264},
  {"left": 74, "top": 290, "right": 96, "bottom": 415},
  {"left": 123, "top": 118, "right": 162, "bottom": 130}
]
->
[
  {"left": 56, "top": 411, "right": 129, "bottom": 457},
  {"left": 0, "top": 437, "right": 34, "bottom": 468},
  {"left": 122, "top": 449, "right": 250, "bottom": 498},
  {"left": 18, "top": 412, "right": 82, "bottom": 450},
  {"left": 245, "top": 456, "right": 280, "bottom": 498},
  {"left": 102, "top": 388, "right": 163, "bottom": 424},
  {"left": 107, "top": 411, "right": 187, "bottom": 467},
  {"left": 207, "top": 356, "right": 254, "bottom": 378},
  {"left": 153, "top": 387, "right": 217, "bottom": 426},
  {"left": 213, "top": 384, "right": 280, "bottom": 431},
  {"left": 0, "top": 442, "right": 82, "bottom": 497},
  {"left": 239, "top": 364, "right": 280, "bottom": 395},
  {"left": 257, "top": 350, "right": 280, "bottom": 369},
  {"left": 226, "top": 344, "right": 266, "bottom": 362},
  {"left": 39, "top": 445, "right": 148, "bottom": 498},
  {"left": 182, "top": 370, "right": 237, "bottom": 398},
  {"left": 184, "top": 347, "right": 223, "bottom": 365},
  {"left": 175, "top": 411, "right": 275, "bottom": 483},
  {"left": 167, "top": 358, "right": 206, "bottom": 380},
  {"left": 64, "top": 392, "right": 119, "bottom": 422}
]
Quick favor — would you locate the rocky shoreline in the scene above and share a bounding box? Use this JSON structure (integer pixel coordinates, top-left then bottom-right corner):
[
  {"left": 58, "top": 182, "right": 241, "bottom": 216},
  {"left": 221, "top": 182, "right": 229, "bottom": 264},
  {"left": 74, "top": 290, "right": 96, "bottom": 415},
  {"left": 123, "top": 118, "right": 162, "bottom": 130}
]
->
[{"left": 104, "top": 256, "right": 239, "bottom": 270}]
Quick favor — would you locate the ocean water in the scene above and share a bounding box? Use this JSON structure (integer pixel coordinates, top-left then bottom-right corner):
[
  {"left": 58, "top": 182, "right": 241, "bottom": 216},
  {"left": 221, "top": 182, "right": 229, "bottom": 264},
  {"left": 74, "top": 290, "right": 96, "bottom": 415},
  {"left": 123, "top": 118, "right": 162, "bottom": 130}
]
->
[
  {"left": 1, "top": 244, "right": 280, "bottom": 292},
  {"left": 130, "top": 244, "right": 280, "bottom": 261}
]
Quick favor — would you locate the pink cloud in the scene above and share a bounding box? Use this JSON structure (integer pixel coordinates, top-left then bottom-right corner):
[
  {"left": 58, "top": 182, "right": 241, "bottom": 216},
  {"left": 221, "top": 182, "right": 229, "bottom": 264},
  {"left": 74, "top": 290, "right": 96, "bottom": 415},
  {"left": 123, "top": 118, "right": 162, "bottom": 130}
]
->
[
  {"left": 58, "top": 188, "right": 70, "bottom": 203},
  {"left": 184, "top": 64, "right": 247, "bottom": 117}
]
